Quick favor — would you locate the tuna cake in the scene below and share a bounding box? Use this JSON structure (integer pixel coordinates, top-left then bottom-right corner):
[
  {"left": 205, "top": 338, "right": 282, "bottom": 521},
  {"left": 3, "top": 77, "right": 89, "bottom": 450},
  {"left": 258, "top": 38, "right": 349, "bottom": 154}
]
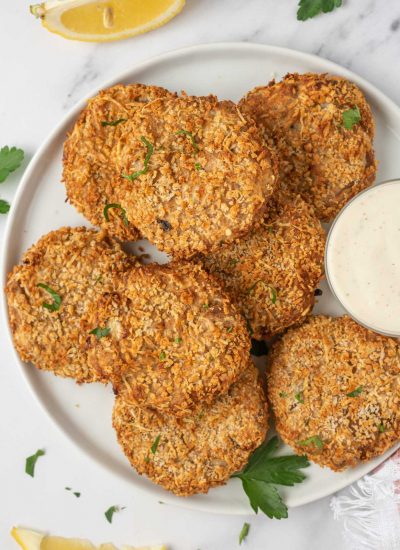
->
[
  {"left": 80, "top": 262, "right": 251, "bottom": 416},
  {"left": 5, "top": 226, "right": 132, "bottom": 383},
  {"left": 113, "top": 94, "right": 278, "bottom": 258},
  {"left": 196, "top": 192, "right": 325, "bottom": 339},
  {"left": 240, "top": 73, "right": 377, "bottom": 221},
  {"left": 63, "top": 83, "right": 175, "bottom": 241},
  {"left": 112, "top": 361, "right": 268, "bottom": 496},
  {"left": 268, "top": 315, "right": 400, "bottom": 471}
]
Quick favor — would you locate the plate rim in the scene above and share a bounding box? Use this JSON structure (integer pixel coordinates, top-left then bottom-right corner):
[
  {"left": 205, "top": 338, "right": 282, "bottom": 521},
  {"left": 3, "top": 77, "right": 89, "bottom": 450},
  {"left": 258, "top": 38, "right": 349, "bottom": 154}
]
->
[{"left": 2, "top": 41, "right": 400, "bottom": 515}]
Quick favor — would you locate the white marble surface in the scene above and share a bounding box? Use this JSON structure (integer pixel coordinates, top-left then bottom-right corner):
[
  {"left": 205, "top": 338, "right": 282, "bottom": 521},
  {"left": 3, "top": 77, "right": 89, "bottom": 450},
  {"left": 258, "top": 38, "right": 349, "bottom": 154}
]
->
[{"left": 1, "top": 1, "right": 399, "bottom": 549}]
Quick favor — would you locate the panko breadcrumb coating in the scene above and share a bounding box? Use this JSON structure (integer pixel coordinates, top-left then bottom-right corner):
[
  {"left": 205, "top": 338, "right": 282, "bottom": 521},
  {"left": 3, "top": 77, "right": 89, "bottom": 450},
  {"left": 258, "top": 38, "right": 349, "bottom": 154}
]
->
[
  {"left": 240, "top": 73, "right": 377, "bottom": 221},
  {"left": 80, "top": 262, "right": 250, "bottom": 416},
  {"left": 5, "top": 227, "right": 132, "bottom": 383},
  {"left": 196, "top": 193, "right": 325, "bottom": 339},
  {"left": 63, "top": 84, "right": 175, "bottom": 241},
  {"left": 268, "top": 315, "right": 400, "bottom": 471},
  {"left": 113, "top": 361, "right": 268, "bottom": 496},
  {"left": 113, "top": 94, "right": 278, "bottom": 258}
]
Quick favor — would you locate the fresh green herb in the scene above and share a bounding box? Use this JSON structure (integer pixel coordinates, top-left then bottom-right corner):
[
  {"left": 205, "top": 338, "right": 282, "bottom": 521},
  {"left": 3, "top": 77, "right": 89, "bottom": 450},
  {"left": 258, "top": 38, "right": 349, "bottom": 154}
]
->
[
  {"left": 202, "top": 303, "right": 209, "bottom": 309},
  {"left": 159, "top": 351, "right": 167, "bottom": 361},
  {"left": 246, "top": 318, "right": 254, "bottom": 337},
  {"left": 94, "top": 275, "right": 103, "bottom": 285},
  {"left": 194, "top": 162, "right": 202, "bottom": 170},
  {"left": 346, "top": 386, "right": 363, "bottom": 398},
  {"left": 295, "top": 392, "right": 304, "bottom": 404},
  {"left": 267, "top": 227, "right": 274, "bottom": 234},
  {"left": 229, "top": 258, "right": 239, "bottom": 267},
  {"left": 101, "top": 118, "right": 127, "bottom": 127},
  {"left": 226, "top": 326, "right": 233, "bottom": 333},
  {"left": 247, "top": 281, "right": 277, "bottom": 303},
  {"left": 104, "top": 505, "right": 123, "bottom": 524},
  {"left": 25, "top": 449, "right": 45, "bottom": 477},
  {"left": 103, "top": 203, "right": 129, "bottom": 226},
  {"left": 151, "top": 434, "right": 161, "bottom": 454},
  {"left": 0, "top": 199, "right": 10, "bottom": 214},
  {"left": 250, "top": 339, "right": 269, "bottom": 357},
  {"left": 37, "top": 283, "right": 62, "bottom": 312},
  {"left": 342, "top": 106, "right": 361, "bottom": 130},
  {"left": 65, "top": 487, "right": 81, "bottom": 497},
  {"left": 0, "top": 146, "right": 24, "bottom": 183},
  {"left": 175, "top": 337, "right": 183, "bottom": 344},
  {"left": 297, "top": 435, "right": 324, "bottom": 450},
  {"left": 122, "top": 136, "right": 154, "bottom": 181},
  {"left": 232, "top": 436, "right": 309, "bottom": 519},
  {"left": 279, "top": 391, "right": 288, "bottom": 398},
  {"left": 176, "top": 129, "right": 199, "bottom": 153},
  {"left": 239, "top": 522, "right": 250, "bottom": 545},
  {"left": 144, "top": 456, "right": 150, "bottom": 463},
  {"left": 297, "top": 0, "right": 342, "bottom": 21},
  {"left": 378, "top": 423, "right": 386, "bottom": 433},
  {"left": 89, "top": 327, "right": 110, "bottom": 340}
]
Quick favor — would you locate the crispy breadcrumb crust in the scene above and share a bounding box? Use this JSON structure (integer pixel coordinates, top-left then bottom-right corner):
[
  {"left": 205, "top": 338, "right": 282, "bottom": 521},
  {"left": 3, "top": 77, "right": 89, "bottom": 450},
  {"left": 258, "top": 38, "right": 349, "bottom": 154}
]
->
[
  {"left": 5, "top": 227, "right": 133, "bottom": 383},
  {"left": 113, "top": 362, "right": 268, "bottom": 496},
  {"left": 196, "top": 193, "right": 326, "bottom": 339},
  {"left": 113, "top": 94, "right": 278, "bottom": 258},
  {"left": 240, "top": 73, "right": 377, "bottom": 221},
  {"left": 268, "top": 315, "right": 400, "bottom": 471},
  {"left": 80, "top": 262, "right": 250, "bottom": 415},
  {"left": 63, "top": 84, "right": 175, "bottom": 241}
]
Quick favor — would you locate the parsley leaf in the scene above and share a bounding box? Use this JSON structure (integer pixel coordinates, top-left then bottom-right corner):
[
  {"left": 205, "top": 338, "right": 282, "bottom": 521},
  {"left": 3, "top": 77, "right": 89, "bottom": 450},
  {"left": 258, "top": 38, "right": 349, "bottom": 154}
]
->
[
  {"left": 297, "top": 0, "right": 342, "bottom": 21},
  {"left": 0, "top": 146, "right": 24, "bottom": 183},
  {"left": 232, "top": 437, "right": 309, "bottom": 519},
  {"left": 176, "top": 129, "right": 199, "bottom": 153},
  {"left": 247, "top": 281, "right": 277, "bottom": 303},
  {"left": 295, "top": 392, "right": 304, "bottom": 404},
  {"left": 0, "top": 199, "right": 10, "bottom": 214},
  {"left": 239, "top": 522, "right": 250, "bottom": 545},
  {"left": 297, "top": 435, "right": 324, "bottom": 450},
  {"left": 122, "top": 136, "right": 153, "bottom": 181},
  {"left": 104, "top": 505, "right": 123, "bottom": 524},
  {"left": 151, "top": 434, "right": 161, "bottom": 454},
  {"left": 25, "top": 449, "right": 45, "bottom": 477},
  {"left": 37, "top": 283, "right": 62, "bottom": 312},
  {"left": 101, "top": 118, "right": 127, "bottom": 127},
  {"left": 65, "top": 487, "right": 81, "bottom": 497},
  {"left": 346, "top": 386, "right": 363, "bottom": 397},
  {"left": 378, "top": 423, "right": 386, "bottom": 433},
  {"left": 103, "top": 203, "right": 129, "bottom": 226},
  {"left": 89, "top": 327, "right": 110, "bottom": 340},
  {"left": 342, "top": 106, "right": 362, "bottom": 129}
]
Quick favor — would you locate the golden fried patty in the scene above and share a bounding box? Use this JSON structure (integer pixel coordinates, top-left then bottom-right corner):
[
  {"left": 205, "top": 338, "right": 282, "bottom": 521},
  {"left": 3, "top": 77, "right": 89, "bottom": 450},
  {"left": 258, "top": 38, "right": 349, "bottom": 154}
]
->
[
  {"left": 196, "top": 193, "right": 325, "bottom": 339},
  {"left": 240, "top": 73, "right": 377, "bottom": 221},
  {"left": 113, "top": 362, "right": 268, "bottom": 496},
  {"left": 268, "top": 316, "right": 400, "bottom": 471},
  {"left": 80, "top": 262, "right": 250, "bottom": 416},
  {"left": 63, "top": 84, "right": 175, "bottom": 241},
  {"left": 5, "top": 227, "right": 132, "bottom": 383},
  {"left": 113, "top": 94, "right": 278, "bottom": 258}
]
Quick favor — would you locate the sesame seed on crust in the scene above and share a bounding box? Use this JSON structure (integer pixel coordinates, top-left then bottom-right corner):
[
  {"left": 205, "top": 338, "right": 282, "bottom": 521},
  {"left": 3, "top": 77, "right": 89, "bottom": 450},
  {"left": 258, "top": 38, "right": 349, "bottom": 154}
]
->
[
  {"left": 5, "top": 226, "right": 133, "bottom": 383},
  {"left": 63, "top": 84, "right": 176, "bottom": 241},
  {"left": 113, "top": 94, "right": 278, "bottom": 258},
  {"left": 112, "top": 361, "right": 268, "bottom": 496},
  {"left": 196, "top": 193, "right": 326, "bottom": 339},
  {"left": 240, "top": 73, "right": 377, "bottom": 221},
  {"left": 80, "top": 261, "right": 251, "bottom": 416},
  {"left": 267, "top": 315, "right": 400, "bottom": 471}
]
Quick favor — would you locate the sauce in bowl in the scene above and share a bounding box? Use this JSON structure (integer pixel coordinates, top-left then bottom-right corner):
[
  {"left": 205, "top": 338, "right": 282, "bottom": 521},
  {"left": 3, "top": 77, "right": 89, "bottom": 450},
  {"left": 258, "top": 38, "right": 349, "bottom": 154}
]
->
[{"left": 325, "top": 180, "right": 400, "bottom": 337}]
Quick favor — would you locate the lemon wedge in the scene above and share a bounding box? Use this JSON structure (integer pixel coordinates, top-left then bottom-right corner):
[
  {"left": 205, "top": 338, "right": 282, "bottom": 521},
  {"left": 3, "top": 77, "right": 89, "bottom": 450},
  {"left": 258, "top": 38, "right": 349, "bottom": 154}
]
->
[
  {"left": 11, "top": 527, "right": 167, "bottom": 550},
  {"left": 29, "top": 0, "right": 185, "bottom": 42}
]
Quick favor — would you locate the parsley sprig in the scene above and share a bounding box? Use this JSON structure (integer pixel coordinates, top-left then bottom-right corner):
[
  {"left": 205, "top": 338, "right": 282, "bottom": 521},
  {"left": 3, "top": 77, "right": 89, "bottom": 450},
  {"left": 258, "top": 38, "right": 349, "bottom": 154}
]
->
[
  {"left": 89, "top": 327, "right": 110, "bottom": 340},
  {"left": 342, "top": 106, "right": 361, "bottom": 129},
  {"left": 37, "top": 283, "right": 62, "bottom": 312},
  {"left": 0, "top": 145, "right": 24, "bottom": 214},
  {"left": 104, "top": 505, "right": 124, "bottom": 523},
  {"left": 25, "top": 449, "right": 45, "bottom": 477},
  {"left": 297, "top": 0, "right": 342, "bottom": 21},
  {"left": 232, "top": 436, "right": 309, "bottom": 519},
  {"left": 122, "top": 136, "right": 154, "bottom": 181}
]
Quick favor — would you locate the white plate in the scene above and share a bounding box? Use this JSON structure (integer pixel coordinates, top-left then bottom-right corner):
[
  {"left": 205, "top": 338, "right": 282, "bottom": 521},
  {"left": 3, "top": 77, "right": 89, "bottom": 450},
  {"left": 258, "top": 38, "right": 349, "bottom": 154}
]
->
[{"left": 2, "top": 42, "right": 400, "bottom": 515}]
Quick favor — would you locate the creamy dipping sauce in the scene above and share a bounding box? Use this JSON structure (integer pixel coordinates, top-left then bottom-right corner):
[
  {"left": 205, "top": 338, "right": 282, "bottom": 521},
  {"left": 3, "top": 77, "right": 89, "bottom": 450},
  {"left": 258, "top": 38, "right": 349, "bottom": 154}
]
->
[{"left": 326, "top": 181, "right": 400, "bottom": 336}]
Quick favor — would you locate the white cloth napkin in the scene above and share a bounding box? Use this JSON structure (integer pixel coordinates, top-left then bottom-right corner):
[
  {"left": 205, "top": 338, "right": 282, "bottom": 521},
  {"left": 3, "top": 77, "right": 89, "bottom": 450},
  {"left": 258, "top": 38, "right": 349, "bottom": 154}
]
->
[{"left": 331, "top": 451, "right": 400, "bottom": 550}]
